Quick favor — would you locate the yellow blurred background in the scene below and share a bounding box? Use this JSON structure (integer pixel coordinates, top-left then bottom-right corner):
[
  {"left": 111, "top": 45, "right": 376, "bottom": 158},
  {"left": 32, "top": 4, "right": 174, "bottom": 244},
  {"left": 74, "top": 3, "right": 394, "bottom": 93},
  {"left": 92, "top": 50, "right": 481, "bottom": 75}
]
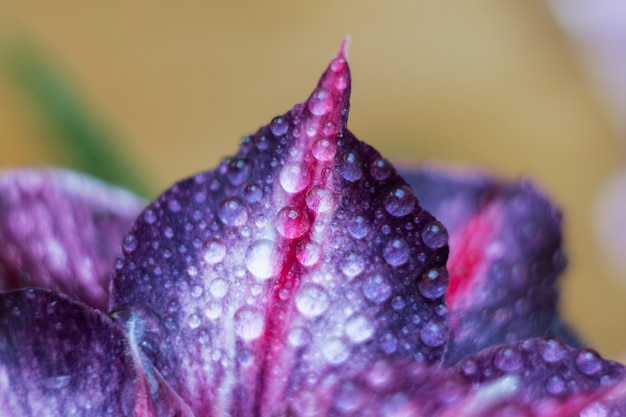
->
[{"left": 1, "top": 1, "right": 625, "bottom": 359}]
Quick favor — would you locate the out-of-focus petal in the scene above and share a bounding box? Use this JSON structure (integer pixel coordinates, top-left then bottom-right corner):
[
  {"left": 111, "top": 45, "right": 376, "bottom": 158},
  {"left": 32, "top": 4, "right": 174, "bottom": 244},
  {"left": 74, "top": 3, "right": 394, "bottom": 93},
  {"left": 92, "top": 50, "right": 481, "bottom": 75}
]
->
[
  {"left": 309, "top": 337, "right": 625, "bottom": 416},
  {"left": 0, "top": 289, "right": 193, "bottom": 416},
  {"left": 111, "top": 43, "right": 449, "bottom": 416},
  {"left": 0, "top": 168, "right": 144, "bottom": 311},
  {"left": 401, "top": 166, "right": 577, "bottom": 363}
]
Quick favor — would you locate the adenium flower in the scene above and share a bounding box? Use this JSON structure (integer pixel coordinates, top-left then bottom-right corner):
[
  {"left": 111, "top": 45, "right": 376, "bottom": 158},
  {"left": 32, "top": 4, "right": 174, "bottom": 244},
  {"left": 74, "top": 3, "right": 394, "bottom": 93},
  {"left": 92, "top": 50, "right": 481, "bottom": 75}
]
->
[{"left": 1, "top": 42, "right": 625, "bottom": 416}]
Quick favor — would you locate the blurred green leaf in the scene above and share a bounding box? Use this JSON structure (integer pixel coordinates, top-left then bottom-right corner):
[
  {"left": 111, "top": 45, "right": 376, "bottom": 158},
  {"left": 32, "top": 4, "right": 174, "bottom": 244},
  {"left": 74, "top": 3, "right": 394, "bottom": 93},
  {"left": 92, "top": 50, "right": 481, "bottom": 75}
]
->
[{"left": 4, "top": 40, "right": 152, "bottom": 197}]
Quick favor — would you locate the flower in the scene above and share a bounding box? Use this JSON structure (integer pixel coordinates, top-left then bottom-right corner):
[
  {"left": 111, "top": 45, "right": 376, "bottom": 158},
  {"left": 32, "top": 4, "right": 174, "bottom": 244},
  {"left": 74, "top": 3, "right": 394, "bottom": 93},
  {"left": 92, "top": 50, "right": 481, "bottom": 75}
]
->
[{"left": 1, "top": 42, "right": 626, "bottom": 416}]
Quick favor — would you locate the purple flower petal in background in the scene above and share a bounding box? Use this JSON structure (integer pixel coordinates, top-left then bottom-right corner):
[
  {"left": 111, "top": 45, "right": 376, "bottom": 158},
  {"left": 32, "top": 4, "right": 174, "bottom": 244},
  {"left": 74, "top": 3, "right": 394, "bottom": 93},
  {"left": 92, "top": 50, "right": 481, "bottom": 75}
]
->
[
  {"left": 318, "top": 337, "right": 626, "bottom": 416},
  {"left": 401, "top": 167, "right": 580, "bottom": 364},
  {"left": 111, "top": 42, "right": 448, "bottom": 416},
  {"left": 0, "top": 169, "right": 144, "bottom": 311},
  {"left": 0, "top": 288, "right": 192, "bottom": 416}
]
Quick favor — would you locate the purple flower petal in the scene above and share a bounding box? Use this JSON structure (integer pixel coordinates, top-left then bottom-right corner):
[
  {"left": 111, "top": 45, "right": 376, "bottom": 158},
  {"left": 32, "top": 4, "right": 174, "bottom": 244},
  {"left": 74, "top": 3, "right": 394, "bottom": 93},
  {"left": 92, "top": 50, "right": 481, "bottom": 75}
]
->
[
  {"left": 111, "top": 43, "right": 449, "bottom": 416},
  {"left": 0, "top": 289, "right": 193, "bottom": 416},
  {"left": 0, "top": 169, "right": 144, "bottom": 311},
  {"left": 312, "top": 338, "right": 626, "bottom": 416},
  {"left": 400, "top": 166, "right": 578, "bottom": 364}
]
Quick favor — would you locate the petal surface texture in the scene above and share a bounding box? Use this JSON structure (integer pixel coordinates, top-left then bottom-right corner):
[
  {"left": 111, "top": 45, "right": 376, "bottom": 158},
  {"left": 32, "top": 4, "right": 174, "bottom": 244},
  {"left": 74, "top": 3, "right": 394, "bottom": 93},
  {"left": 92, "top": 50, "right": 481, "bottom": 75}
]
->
[
  {"left": 401, "top": 166, "right": 579, "bottom": 364},
  {"left": 111, "top": 44, "right": 449, "bottom": 416},
  {"left": 0, "top": 289, "right": 193, "bottom": 416},
  {"left": 0, "top": 169, "right": 144, "bottom": 311}
]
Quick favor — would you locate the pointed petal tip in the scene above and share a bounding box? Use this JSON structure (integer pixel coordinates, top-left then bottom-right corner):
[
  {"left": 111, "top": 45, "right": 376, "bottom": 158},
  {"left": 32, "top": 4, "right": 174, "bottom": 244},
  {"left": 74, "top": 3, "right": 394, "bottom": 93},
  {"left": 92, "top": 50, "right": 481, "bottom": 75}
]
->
[{"left": 338, "top": 36, "right": 351, "bottom": 59}]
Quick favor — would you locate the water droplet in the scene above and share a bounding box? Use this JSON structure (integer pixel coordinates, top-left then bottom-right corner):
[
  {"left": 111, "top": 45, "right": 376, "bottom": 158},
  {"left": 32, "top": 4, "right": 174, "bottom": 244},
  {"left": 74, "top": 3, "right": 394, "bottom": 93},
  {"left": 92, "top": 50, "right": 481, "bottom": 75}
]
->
[
  {"left": 123, "top": 234, "right": 137, "bottom": 253},
  {"left": 295, "top": 284, "right": 329, "bottom": 317},
  {"left": 546, "top": 375, "right": 566, "bottom": 395},
  {"left": 308, "top": 88, "right": 332, "bottom": 116},
  {"left": 209, "top": 278, "right": 229, "bottom": 298},
  {"left": 188, "top": 313, "right": 201, "bottom": 329},
  {"left": 494, "top": 346, "right": 524, "bottom": 372},
  {"left": 191, "top": 285, "right": 203, "bottom": 298},
  {"left": 227, "top": 158, "right": 250, "bottom": 186},
  {"left": 334, "top": 383, "right": 365, "bottom": 413},
  {"left": 270, "top": 116, "right": 289, "bottom": 137},
  {"left": 383, "top": 186, "right": 415, "bottom": 217},
  {"left": 276, "top": 206, "right": 311, "bottom": 239},
  {"left": 417, "top": 268, "right": 448, "bottom": 300},
  {"left": 348, "top": 215, "right": 370, "bottom": 239},
  {"left": 234, "top": 307, "right": 265, "bottom": 341},
  {"left": 367, "top": 360, "right": 394, "bottom": 388},
  {"left": 279, "top": 164, "right": 311, "bottom": 194},
  {"left": 203, "top": 238, "right": 226, "bottom": 264},
  {"left": 340, "top": 253, "right": 365, "bottom": 278},
  {"left": 305, "top": 186, "right": 334, "bottom": 213},
  {"left": 370, "top": 158, "right": 392, "bottom": 181},
  {"left": 322, "top": 339, "right": 349, "bottom": 365},
  {"left": 144, "top": 209, "right": 157, "bottom": 224},
  {"left": 296, "top": 240, "right": 321, "bottom": 266},
  {"left": 383, "top": 238, "right": 410, "bottom": 267},
  {"left": 339, "top": 152, "right": 362, "bottom": 182},
  {"left": 244, "top": 183, "right": 263, "bottom": 203},
  {"left": 391, "top": 296, "right": 405, "bottom": 311},
  {"left": 218, "top": 197, "right": 248, "bottom": 226},
  {"left": 380, "top": 333, "right": 398, "bottom": 354},
  {"left": 419, "top": 320, "right": 446, "bottom": 347},
  {"left": 576, "top": 350, "right": 603, "bottom": 375},
  {"left": 345, "top": 314, "right": 374, "bottom": 344},
  {"left": 205, "top": 302, "right": 222, "bottom": 319},
  {"left": 322, "top": 121, "right": 337, "bottom": 136},
  {"left": 254, "top": 135, "right": 269, "bottom": 150},
  {"left": 167, "top": 199, "right": 181, "bottom": 212},
  {"left": 421, "top": 221, "right": 448, "bottom": 249},
  {"left": 288, "top": 326, "right": 312, "bottom": 347},
  {"left": 539, "top": 338, "right": 568, "bottom": 363},
  {"left": 311, "top": 138, "right": 337, "bottom": 161},
  {"left": 362, "top": 274, "right": 392, "bottom": 304},
  {"left": 335, "top": 75, "right": 348, "bottom": 91},
  {"left": 330, "top": 57, "right": 346, "bottom": 73},
  {"left": 245, "top": 240, "right": 279, "bottom": 280}
]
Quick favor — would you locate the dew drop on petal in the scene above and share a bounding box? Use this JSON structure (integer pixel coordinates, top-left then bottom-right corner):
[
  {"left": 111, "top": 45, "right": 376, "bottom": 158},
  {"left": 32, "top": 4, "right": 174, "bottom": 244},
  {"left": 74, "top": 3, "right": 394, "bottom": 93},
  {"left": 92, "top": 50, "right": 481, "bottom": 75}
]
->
[
  {"left": 322, "top": 339, "right": 350, "bottom": 365},
  {"left": 362, "top": 275, "right": 392, "bottom": 304},
  {"left": 144, "top": 209, "right": 157, "bottom": 224},
  {"left": 209, "top": 278, "right": 229, "bottom": 298},
  {"left": 334, "top": 383, "right": 365, "bottom": 413},
  {"left": 383, "top": 185, "right": 415, "bottom": 217},
  {"left": 348, "top": 215, "right": 370, "bottom": 239},
  {"left": 494, "top": 346, "right": 524, "bottom": 372},
  {"left": 340, "top": 253, "right": 365, "bottom": 278},
  {"left": 203, "top": 238, "right": 226, "bottom": 264},
  {"left": 296, "top": 240, "right": 321, "bottom": 267},
  {"left": 218, "top": 197, "right": 248, "bottom": 226},
  {"left": 311, "top": 138, "right": 337, "bottom": 161},
  {"left": 306, "top": 186, "right": 334, "bottom": 213},
  {"left": 308, "top": 88, "right": 332, "bottom": 116},
  {"left": 187, "top": 313, "right": 202, "bottom": 329},
  {"left": 576, "top": 350, "right": 603, "bottom": 375},
  {"left": 421, "top": 221, "right": 448, "bottom": 249},
  {"left": 270, "top": 116, "right": 289, "bottom": 137},
  {"left": 288, "top": 326, "right": 312, "bottom": 347},
  {"left": 245, "top": 239, "right": 279, "bottom": 280},
  {"left": 419, "top": 320, "right": 447, "bottom": 348},
  {"left": 383, "top": 238, "right": 410, "bottom": 267},
  {"left": 370, "top": 158, "right": 392, "bottom": 181},
  {"left": 539, "top": 338, "right": 568, "bottom": 363},
  {"left": 279, "top": 164, "right": 311, "bottom": 194},
  {"left": 123, "top": 234, "right": 138, "bottom": 254},
  {"left": 226, "top": 158, "right": 250, "bottom": 186},
  {"left": 417, "top": 268, "right": 448, "bottom": 300},
  {"left": 295, "top": 284, "right": 329, "bottom": 317},
  {"left": 244, "top": 183, "right": 263, "bottom": 203},
  {"left": 345, "top": 314, "right": 374, "bottom": 344},
  {"left": 276, "top": 206, "right": 311, "bottom": 239},
  {"left": 339, "top": 152, "right": 363, "bottom": 182},
  {"left": 234, "top": 307, "right": 265, "bottom": 341},
  {"left": 546, "top": 375, "right": 566, "bottom": 395}
]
